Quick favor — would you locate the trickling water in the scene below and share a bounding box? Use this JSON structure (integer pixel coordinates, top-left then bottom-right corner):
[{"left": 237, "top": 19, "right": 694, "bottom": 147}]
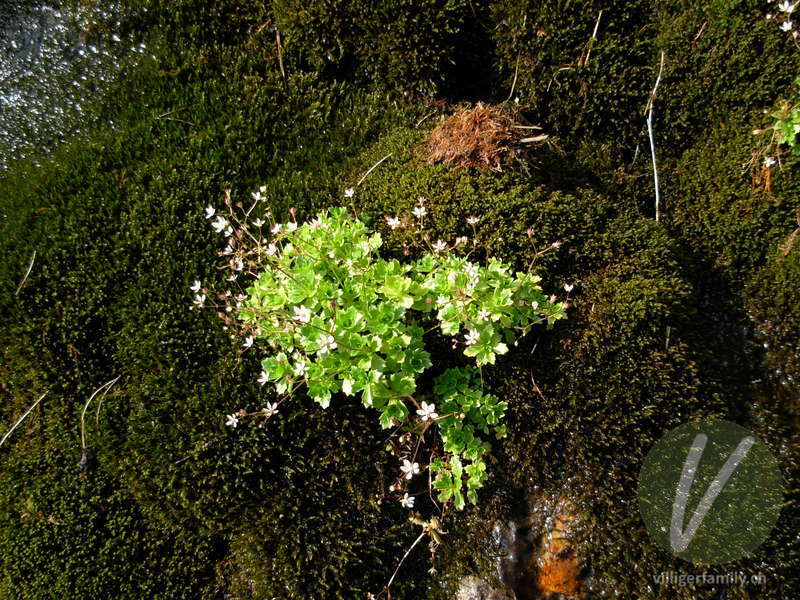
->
[{"left": 0, "top": 0, "right": 144, "bottom": 170}]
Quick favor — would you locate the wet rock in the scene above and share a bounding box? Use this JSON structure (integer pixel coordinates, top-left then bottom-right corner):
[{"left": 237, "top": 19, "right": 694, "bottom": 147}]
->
[
  {"left": 534, "top": 498, "right": 583, "bottom": 598},
  {"left": 459, "top": 491, "right": 586, "bottom": 600},
  {"left": 494, "top": 519, "right": 534, "bottom": 592},
  {"left": 456, "top": 575, "right": 516, "bottom": 600}
]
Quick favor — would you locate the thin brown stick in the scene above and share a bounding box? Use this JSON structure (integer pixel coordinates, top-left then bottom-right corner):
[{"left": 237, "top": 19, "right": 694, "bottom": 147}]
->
[
  {"left": 276, "top": 29, "right": 286, "bottom": 79},
  {"left": 415, "top": 112, "right": 437, "bottom": 128},
  {"left": 583, "top": 10, "right": 604, "bottom": 67},
  {"left": 647, "top": 52, "right": 666, "bottom": 222},
  {"left": 356, "top": 153, "right": 393, "bottom": 187},
  {"left": 384, "top": 531, "right": 426, "bottom": 595},
  {"left": 80, "top": 377, "right": 119, "bottom": 450},
  {"left": 0, "top": 392, "right": 47, "bottom": 449},
  {"left": 504, "top": 53, "right": 521, "bottom": 104},
  {"left": 503, "top": 14, "right": 527, "bottom": 103},
  {"left": 15, "top": 251, "right": 36, "bottom": 295},
  {"left": 780, "top": 226, "right": 800, "bottom": 260}
]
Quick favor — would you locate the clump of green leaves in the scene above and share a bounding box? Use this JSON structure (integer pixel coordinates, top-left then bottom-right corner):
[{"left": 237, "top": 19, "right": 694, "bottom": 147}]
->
[
  {"left": 771, "top": 81, "right": 800, "bottom": 155},
  {"left": 203, "top": 205, "right": 565, "bottom": 512}
]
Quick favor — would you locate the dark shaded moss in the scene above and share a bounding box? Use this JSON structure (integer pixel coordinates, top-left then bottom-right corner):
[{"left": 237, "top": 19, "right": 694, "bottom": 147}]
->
[
  {"left": 347, "top": 123, "right": 797, "bottom": 598},
  {"left": 667, "top": 119, "right": 800, "bottom": 390},
  {"left": 273, "top": 0, "right": 480, "bottom": 96},
  {"left": 490, "top": 0, "right": 658, "bottom": 155},
  {"left": 654, "top": 0, "right": 800, "bottom": 159},
  {"left": 1, "top": 1, "right": 800, "bottom": 598},
  {"left": 0, "top": 15, "right": 429, "bottom": 598},
  {"left": 747, "top": 249, "right": 800, "bottom": 391}
]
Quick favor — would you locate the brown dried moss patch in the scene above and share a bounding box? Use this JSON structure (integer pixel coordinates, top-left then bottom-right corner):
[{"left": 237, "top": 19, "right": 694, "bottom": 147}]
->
[{"left": 424, "top": 103, "right": 545, "bottom": 170}]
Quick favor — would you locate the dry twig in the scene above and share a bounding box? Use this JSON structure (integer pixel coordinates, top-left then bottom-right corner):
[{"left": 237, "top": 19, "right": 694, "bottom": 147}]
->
[
  {"left": 0, "top": 392, "right": 47, "bottom": 449},
  {"left": 15, "top": 251, "right": 36, "bottom": 296},
  {"left": 646, "top": 52, "right": 666, "bottom": 222}
]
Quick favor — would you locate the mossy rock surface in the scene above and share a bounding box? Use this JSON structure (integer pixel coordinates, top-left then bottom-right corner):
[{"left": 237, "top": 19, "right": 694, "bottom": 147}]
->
[
  {"left": 344, "top": 123, "right": 798, "bottom": 598},
  {"left": 0, "top": 1, "right": 799, "bottom": 598}
]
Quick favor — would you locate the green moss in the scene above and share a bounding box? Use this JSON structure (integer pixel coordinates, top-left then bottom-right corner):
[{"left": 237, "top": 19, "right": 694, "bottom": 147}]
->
[
  {"left": 272, "top": 0, "right": 483, "bottom": 96},
  {"left": 0, "top": 18, "right": 426, "bottom": 598},
  {"left": 654, "top": 0, "right": 800, "bottom": 158},
  {"left": 1, "top": 1, "right": 799, "bottom": 598},
  {"left": 346, "top": 121, "right": 797, "bottom": 598},
  {"left": 748, "top": 249, "right": 800, "bottom": 390},
  {"left": 666, "top": 117, "right": 800, "bottom": 388},
  {"left": 490, "top": 0, "right": 657, "bottom": 154}
]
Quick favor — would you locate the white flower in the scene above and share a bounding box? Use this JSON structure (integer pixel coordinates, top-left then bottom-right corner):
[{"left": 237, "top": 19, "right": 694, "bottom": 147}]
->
[
  {"left": 563, "top": 283, "right": 574, "bottom": 293},
  {"left": 779, "top": 1, "right": 795, "bottom": 14},
  {"left": 193, "top": 293, "right": 206, "bottom": 305},
  {"left": 257, "top": 371, "right": 269, "bottom": 385},
  {"left": 293, "top": 305, "right": 311, "bottom": 323},
  {"left": 342, "top": 378, "right": 353, "bottom": 395},
  {"left": 436, "top": 295, "right": 448, "bottom": 306},
  {"left": 464, "top": 263, "right": 479, "bottom": 278},
  {"left": 400, "top": 493, "right": 415, "bottom": 509},
  {"left": 386, "top": 216, "right": 401, "bottom": 229},
  {"left": 222, "top": 244, "right": 234, "bottom": 255},
  {"left": 234, "top": 259, "right": 244, "bottom": 271},
  {"left": 432, "top": 239, "right": 447, "bottom": 252},
  {"left": 400, "top": 459, "right": 421, "bottom": 480},
  {"left": 259, "top": 185, "right": 267, "bottom": 194},
  {"left": 478, "top": 308, "right": 491, "bottom": 320},
  {"left": 225, "top": 413, "right": 239, "bottom": 428},
  {"left": 781, "top": 20, "right": 793, "bottom": 31},
  {"left": 266, "top": 243, "right": 278, "bottom": 256},
  {"left": 309, "top": 217, "right": 322, "bottom": 229},
  {"left": 464, "top": 329, "right": 479, "bottom": 346},
  {"left": 224, "top": 226, "right": 233, "bottom": 237},
  {"left": 764, "top": 156, "right": 777, "bottom": 167},
  {"left": 412, "top": 205, "right": 427, "bottom": 218},
  {"left": 204, "top": 205, "right": 215, "bottom": 219},
  {"left": 292, "top": 359, "right": 309, "bottom": 377},
  {"left": 466, "top": 216, "right": 479, "bottom": 225},
  {"left": 251, "top": 190, "right": 264, "bottom": 202},
  {"left": 286, "top": 222, "right": 298, "bottom": 232},
  {"left": 344, "top": 187, "right": 355, "bottom": 198},
  {"left": 243, "top": 336, "right": 254, "bottom": 348},
  {"left": 190, "top": 280, "right": 201, "bottom": 292},
  {"left": 262, "top": 402, "right": 278, "bottom": 418},
  {"left": 271, "top": 223, "right": 282, "bottom": 234},
  {"left": 317, "top": 334, "right": 337, "bottom": 353},
  {"left": 416, "top": 401, "right": 438, "bottom": 421},
  {"left": 251, "top": 218, "right": 265, "bottom": 228},
  {"left": 455, "top": 236, "right": 468, "bottom": 246},
  {"left": 211, "top": 215, "right": 229, "bottom": 233}
]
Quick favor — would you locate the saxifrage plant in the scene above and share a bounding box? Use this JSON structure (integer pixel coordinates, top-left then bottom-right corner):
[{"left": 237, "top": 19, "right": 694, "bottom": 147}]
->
[{"left": 192, "top": 194, "right": 566, "bottom": 514}]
